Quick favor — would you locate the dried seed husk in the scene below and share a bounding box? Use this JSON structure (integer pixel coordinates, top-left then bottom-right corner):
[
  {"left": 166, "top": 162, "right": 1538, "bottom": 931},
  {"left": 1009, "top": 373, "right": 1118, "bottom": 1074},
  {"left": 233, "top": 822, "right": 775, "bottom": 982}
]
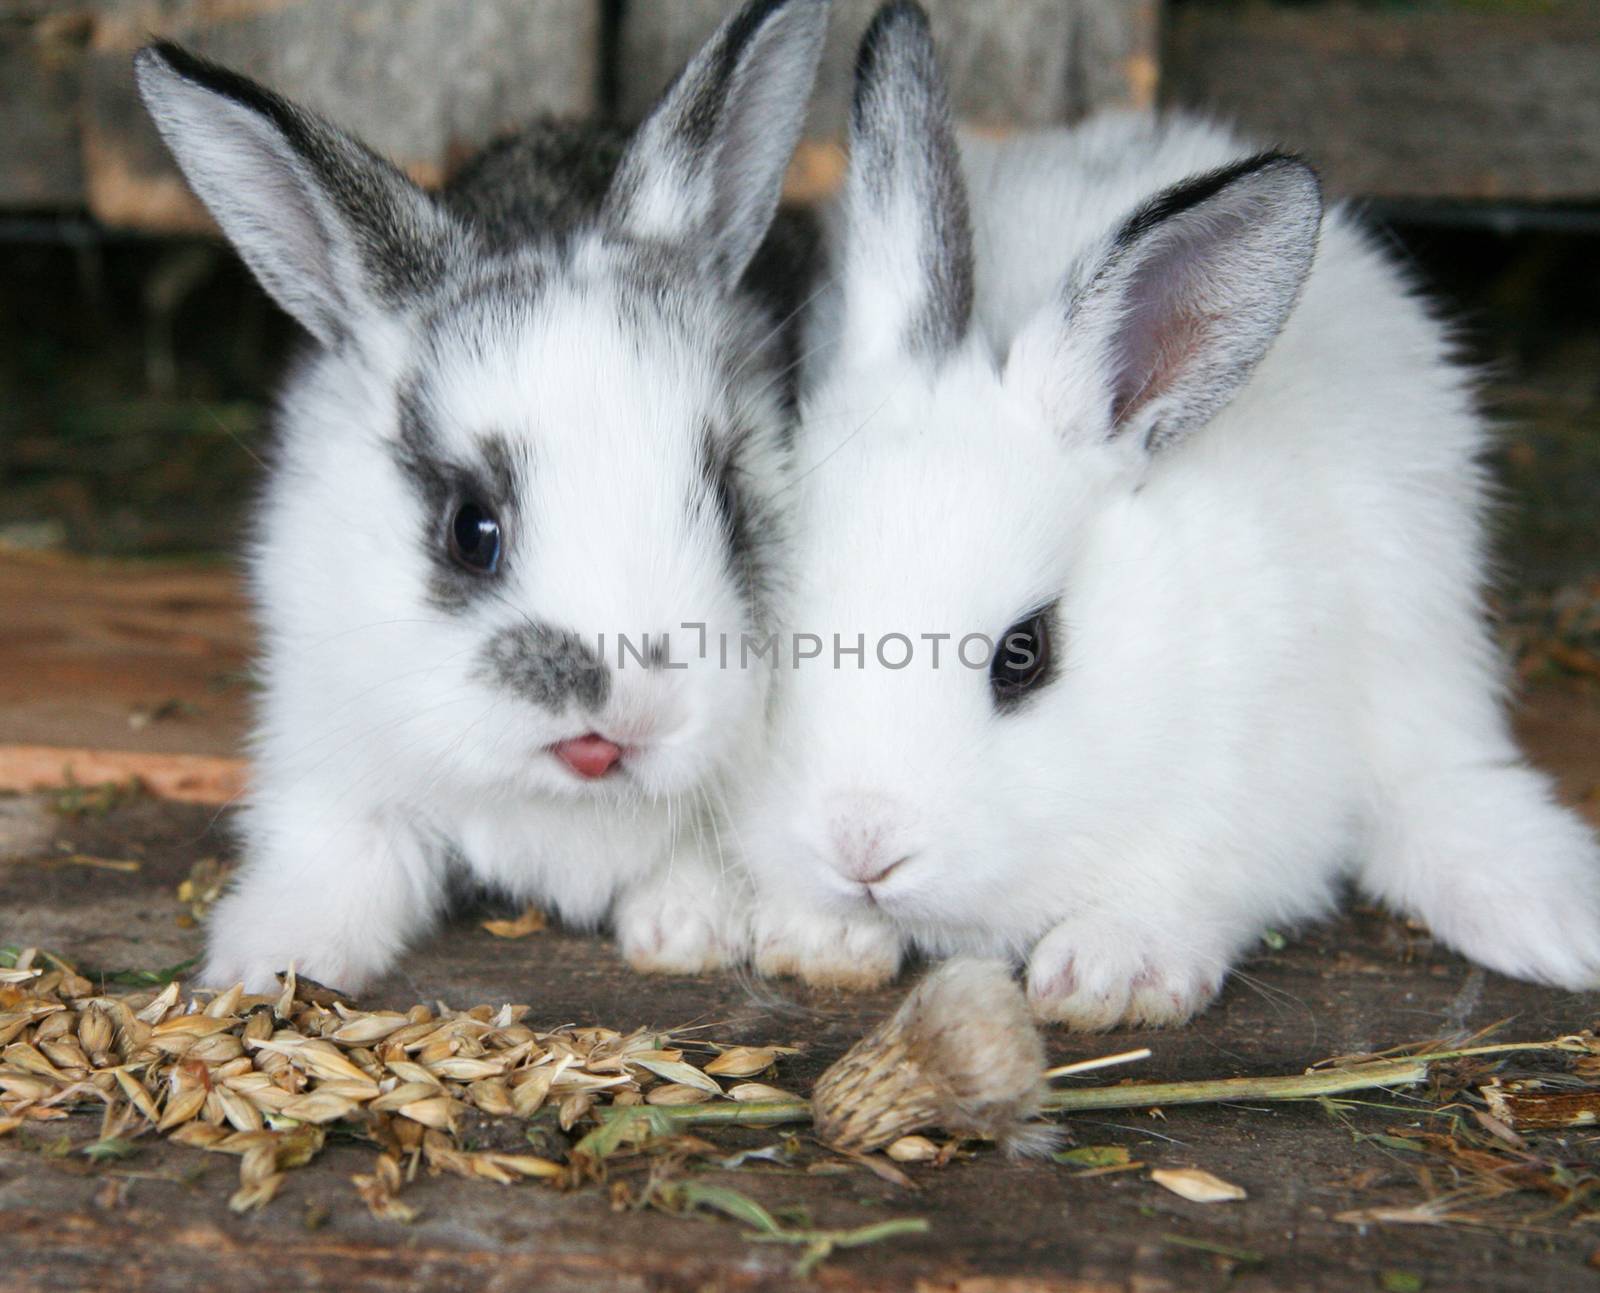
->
[
  {"left": 331, "top": 1011, "right": 410, "bottom": 1045},
  {"left": 135, "top": 983, "right": 180, "bottom": 1026},
  {"left": 229, "top": 1173, "right": 284, "bottom": 1212},
  {"left": 511, "top": 1065, "right": 560, "bottom": 1118},
  {"left": 705, "top": 1047, "right": 778, "bottom": 1078},
  {"left": 112, "top": 1067, "right": 160, "bottom": 1122},
  {"left": 0, "top": 1069, "right": 57, "bottom": 1101},
  {"left": 428, "top": 1057, "right": 506, "bottom": 1082},
  {"left": 77, "top": 1007, "right": 114, "bottom": 1060},
  {"left": 5, "top": 1043, "right": 68, "bottom": 1081},
  {"left": 467, "top": 1078, "right": 514, "bottom": 1117},
  {"left": 727, "top": 1082, "right": 799, "bottom": 1103},
  {"left": 157, "top": 1085, "right": 208, "bottom": 1131},
  {"left": 397, "top": 1096, "right": 457, "bottom": 1131},
  {"left": 558, "top": 1092, "right": 595, "bottom": 1130},
  {"left": 370, "top": 1082, "right": 441, "bottom": 1113},
  {"left": 1150, "top": 1168, "right": 1246, "bottom": 1203},
  {"left": 34, "top": 1011, "right": 76, "bottom": 1042},
  {"left": 887, "top": 1135, "right": 940, "bottom": 1163},
  {"left": 630, "top": 1058, "right": 721, "bottom": 1094},
  {"left": 39, "top": 1038, "right": 90, "bottom": 1074},
  {"left": 278, "top": 1091, "right": 360, "bottom": 1125},
  {"left": 646, "top": 1083, "right": 714, "bottom": 1106},
  {"left": 216, "top": 1087, "right": 265, "bottom": 1133},
  {"left": 169, "top": 1121, "right": 230, "bottom": 1150}
]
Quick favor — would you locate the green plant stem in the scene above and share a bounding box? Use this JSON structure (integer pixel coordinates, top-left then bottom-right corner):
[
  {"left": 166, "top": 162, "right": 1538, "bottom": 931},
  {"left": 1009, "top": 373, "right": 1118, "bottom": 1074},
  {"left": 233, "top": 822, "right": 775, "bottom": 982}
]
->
[
  {"left": 590, "top": 1037, "right": 1592, "bottom": 1141},
  {"left": 1041, "top": 1058, "right": 1431, "bottom": 1111}
]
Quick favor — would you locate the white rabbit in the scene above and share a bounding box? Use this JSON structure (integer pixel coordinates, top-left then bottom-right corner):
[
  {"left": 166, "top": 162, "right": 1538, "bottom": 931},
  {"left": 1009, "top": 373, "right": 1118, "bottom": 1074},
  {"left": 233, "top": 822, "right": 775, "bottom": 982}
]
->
[
  {"left": 133, "top": 0, "right": 832, "bottom": 993},
  {"left": 742, "top": 0, "right": 1600, "bottom": 1027}
]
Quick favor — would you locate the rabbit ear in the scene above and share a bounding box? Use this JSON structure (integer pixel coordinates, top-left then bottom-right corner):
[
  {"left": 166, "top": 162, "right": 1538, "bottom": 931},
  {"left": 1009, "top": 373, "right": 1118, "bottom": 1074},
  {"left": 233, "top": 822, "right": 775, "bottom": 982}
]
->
[
  {"left": 602, "top": 0, "right": 830, "bottom": 290},
  {"left": 1010, "top": 153, "right": 1322, "bottom": 455},
  {"left": 134, "top": 43, "right": 465, "bottom": 347},
  {"left": 838, "top": 1, "right": 972, "bottom": 364}
]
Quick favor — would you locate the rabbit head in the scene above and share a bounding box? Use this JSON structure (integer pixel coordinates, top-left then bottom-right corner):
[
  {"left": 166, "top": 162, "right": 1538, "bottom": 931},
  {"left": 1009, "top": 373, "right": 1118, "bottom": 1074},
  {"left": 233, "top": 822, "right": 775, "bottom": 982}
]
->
[{"left": 134, "top": 0, "right": 830, "bottom": 807}]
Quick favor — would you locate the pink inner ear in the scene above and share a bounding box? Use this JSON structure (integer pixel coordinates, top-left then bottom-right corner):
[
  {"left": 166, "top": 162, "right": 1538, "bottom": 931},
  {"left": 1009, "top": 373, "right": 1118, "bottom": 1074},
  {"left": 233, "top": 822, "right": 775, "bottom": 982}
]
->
[
  {"left": 1108, "top": 209, "right": 1249, "bottom": 434},
  {"left": 1111, "top": 310, "right": 1216, "bottom": 430}
]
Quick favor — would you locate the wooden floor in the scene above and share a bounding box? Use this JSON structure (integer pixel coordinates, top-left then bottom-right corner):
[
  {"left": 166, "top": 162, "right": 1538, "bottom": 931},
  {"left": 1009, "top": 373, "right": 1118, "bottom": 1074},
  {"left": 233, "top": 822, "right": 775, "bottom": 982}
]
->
[{"left": 4, "top": 553, "right": 1600, "bottom": 1291}]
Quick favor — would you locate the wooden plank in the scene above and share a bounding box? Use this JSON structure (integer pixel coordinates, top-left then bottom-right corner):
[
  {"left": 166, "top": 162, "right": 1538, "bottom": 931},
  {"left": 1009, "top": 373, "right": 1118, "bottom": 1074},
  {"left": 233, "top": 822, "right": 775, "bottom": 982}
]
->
[
  {"left": 0, "top": 746, "right": 246, "bottom": 803},
  {"left": 1162, "top": 2, "right": 1600, "bottom": 202},
  {"left": 79, "top": 0, "right": 602, "bottom": 230},
  {"left": 3, "top": 794, "right": 1600, "bottom": 1288},
  {"left": 619, "top": 0, "right": 1160, "bottom": 139},
  {"left": 0, "top": 553, "right": 250, "bottom": 759},
  {"left": 0, "top": 10, "right": 89, "bottom": 208}
]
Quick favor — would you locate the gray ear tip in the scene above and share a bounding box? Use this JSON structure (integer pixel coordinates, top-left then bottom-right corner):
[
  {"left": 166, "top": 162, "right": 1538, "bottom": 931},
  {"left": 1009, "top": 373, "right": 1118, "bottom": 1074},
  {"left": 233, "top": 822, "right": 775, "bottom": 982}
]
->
[
  {"left": 1254, "top": 153, "right": 1324, "bottom": 206},
  {"left": 858, "top": 0, "right": 936, "bottom": 72},
  {"left": 852, "top": 0, "right": 944, "bottom": 139},
  {"left": 132, "top": 43, "right": 176, "bottom": 92}
]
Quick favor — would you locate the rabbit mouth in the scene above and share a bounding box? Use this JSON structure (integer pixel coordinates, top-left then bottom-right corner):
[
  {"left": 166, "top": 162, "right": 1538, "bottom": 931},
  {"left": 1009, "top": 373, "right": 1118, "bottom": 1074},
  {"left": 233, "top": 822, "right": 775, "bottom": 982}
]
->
[{"left": 550, "top": 733, "right": 625, "bottom": 780}]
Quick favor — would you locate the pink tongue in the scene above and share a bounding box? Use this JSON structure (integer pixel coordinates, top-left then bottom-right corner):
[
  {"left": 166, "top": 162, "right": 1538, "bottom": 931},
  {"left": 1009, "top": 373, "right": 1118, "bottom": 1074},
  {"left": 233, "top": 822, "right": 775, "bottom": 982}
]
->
[{"left": 552, "top": 734, "right": 623, "bottom": 779}]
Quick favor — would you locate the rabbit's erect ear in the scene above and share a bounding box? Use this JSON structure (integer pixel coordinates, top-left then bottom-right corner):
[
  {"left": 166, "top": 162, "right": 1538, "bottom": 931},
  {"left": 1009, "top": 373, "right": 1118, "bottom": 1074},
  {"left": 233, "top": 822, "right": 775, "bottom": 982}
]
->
[
  {"left": 838, "top": 1, "right": 972, "bottom": 364},
  {"left": 602, "top": 0, "right": 830, "bottom": 290},
  {"left": 134, "top": 43, "right": 465, "bottom": 347},
  {"left": 1010, "top": 154, "right": 1322, "bottom": 455}
]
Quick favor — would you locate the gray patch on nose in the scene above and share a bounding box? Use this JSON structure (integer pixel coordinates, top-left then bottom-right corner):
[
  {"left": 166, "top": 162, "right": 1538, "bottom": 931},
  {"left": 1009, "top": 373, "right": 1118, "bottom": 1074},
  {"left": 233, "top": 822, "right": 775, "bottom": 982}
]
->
[{"left": 480, "top": 623, "right": 609, "bottom": 712}]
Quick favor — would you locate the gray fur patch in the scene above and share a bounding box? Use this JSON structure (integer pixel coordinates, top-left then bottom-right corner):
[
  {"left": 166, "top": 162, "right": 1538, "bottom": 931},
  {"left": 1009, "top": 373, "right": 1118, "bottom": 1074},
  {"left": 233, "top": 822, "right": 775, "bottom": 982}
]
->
[
  {"left": 480, "top": 623, "right": 610, "bottom": 712},
  {"left": 850, "top": 2, "right": 973, "bottom": 359}
]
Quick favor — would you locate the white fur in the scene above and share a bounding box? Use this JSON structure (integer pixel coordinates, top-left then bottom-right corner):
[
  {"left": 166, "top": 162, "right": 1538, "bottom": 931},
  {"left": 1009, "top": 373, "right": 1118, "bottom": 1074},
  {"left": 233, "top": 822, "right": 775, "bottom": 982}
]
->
[
  {"left": 215, "top": 268, "right": 775, "bottom": 991},
  {"left": 743, "top": 105, "right": 1600, "bottom": 1026},
  {"left": 135, "top": 2, "right": 830, "bottom": 993}
]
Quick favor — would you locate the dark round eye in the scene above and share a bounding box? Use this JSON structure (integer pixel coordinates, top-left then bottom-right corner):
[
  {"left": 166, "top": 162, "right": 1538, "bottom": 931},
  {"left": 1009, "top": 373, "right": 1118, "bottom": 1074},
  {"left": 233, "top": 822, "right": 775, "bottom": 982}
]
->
[
  {"left": 990, "top": 608, "right": 1054, "bottom": 708},
  {"left": 448, "top": 501, "right": 501, "bottom": 574}
]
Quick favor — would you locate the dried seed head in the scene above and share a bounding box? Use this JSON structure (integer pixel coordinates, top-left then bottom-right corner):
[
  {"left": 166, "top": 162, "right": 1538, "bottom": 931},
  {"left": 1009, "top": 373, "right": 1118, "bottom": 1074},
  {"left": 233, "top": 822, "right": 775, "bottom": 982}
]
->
[{"left": 811, "top": 959, "right": 1056, "bottom": 1158}]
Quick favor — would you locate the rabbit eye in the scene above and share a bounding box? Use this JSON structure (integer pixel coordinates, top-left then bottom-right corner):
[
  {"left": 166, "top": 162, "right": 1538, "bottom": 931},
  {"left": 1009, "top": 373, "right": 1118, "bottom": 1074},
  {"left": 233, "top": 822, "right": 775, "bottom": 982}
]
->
[
  {"left": 990, "top": 606, "right": 1055, "bottom": 709},
  {"left": 449, "top": 501, "right": 501, "bottom": 574}
]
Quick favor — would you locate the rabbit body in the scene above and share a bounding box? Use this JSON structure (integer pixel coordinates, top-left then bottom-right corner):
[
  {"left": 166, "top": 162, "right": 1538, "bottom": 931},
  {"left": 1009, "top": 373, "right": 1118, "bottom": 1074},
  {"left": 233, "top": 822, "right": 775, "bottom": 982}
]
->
[
  {"left": 135, "top": 0, "right": 833, "bottom": 992},
  {"left": 745, "top": 7, "right": 1600, "bottom": 1027}
]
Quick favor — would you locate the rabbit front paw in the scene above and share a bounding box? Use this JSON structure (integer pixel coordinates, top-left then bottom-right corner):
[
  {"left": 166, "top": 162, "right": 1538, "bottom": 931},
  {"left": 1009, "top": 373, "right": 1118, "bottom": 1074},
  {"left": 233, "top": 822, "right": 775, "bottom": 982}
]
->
[
  {"left": 1026, "top": 917, "right": 1226, "bottom": 1030},
  {"left": 752, "top": 903, "right": 903, "bottom": 990},
  {"left": 614, "top": 866, "right": 751, "bottom": 975}
]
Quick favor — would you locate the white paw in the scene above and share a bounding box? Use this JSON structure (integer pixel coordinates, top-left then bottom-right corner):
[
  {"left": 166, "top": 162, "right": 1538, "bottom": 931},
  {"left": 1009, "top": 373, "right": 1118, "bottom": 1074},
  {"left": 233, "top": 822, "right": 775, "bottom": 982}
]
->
[
  {"left": 1026, "top": 917, "right": 1225, "bottom": 1030},
  {"left": 751, "top": 902, "right": 903, "bottom": 990},
  {"left": 198, "top": 891, "right": 393, "bottom": 996},
  {"left": 614, "top": 873, "right": 749, "bottom": 974}
]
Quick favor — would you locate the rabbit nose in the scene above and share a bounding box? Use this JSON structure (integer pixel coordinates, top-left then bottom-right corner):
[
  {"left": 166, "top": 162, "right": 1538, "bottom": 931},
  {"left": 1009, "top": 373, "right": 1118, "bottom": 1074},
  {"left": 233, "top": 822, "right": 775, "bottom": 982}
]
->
[
  {"left": 826, "top": 796, "right": 916, "bottom": 886},
  {"left": 552, "top": 733, "right": 623, "bottom": 779}
]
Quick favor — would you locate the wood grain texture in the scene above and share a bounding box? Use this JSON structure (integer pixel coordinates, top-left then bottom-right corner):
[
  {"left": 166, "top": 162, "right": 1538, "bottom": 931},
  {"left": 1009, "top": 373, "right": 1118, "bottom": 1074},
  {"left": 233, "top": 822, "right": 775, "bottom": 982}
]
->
[
  {"left": 1162, "top": 2, "right": 1600, "bottom": 201},
  {"left": 2, "top": 796, "right": 1599, "bottom": 1289},
  {"left": 77, "top": 0, "right": 601, "bottom": 229},
  {"left": 618, "top": 0, "right": 1160, "bottom": 138}
]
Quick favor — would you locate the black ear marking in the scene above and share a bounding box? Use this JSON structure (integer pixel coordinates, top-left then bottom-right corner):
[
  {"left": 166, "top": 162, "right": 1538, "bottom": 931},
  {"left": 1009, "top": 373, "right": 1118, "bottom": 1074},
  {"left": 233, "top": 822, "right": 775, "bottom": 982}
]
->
[
  {"left": 601, "top": 0, "right": 830, "bottom": 290},
  {"left": 134, "top": 42, "right": 463, "bottom": 342},
  {"left": 1067, "top": 151, "right": 1323, "bottom": 454},
  {"left": 846, "top": 0, "right": 973, "bottom": 358}
]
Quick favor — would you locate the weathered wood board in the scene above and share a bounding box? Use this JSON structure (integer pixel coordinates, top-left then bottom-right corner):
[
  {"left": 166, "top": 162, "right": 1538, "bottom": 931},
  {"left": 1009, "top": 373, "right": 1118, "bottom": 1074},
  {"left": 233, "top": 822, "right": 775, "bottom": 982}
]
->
[
  {"left": 4, "top": 791, "right": 1600, "bottom": 1291},
  {"left": 1163, "top": 2, "right": 1600, "bottom": 202},
  {"left": 618, "top": 0, "right": 1160, "bottom": 137},
  {"left": 0, "top": 0, "right": 601, "bottom": 229}
]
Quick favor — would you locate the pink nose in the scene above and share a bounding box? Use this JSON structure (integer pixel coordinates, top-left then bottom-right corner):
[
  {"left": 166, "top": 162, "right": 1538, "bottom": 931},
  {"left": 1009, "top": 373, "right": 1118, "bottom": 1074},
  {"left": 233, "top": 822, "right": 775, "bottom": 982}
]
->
[
  {"left": 827, "top": 798, "right": 915, "bottom": 886},
  {"left": 552, "top": 734, "right": 623, "bottom": 779}
]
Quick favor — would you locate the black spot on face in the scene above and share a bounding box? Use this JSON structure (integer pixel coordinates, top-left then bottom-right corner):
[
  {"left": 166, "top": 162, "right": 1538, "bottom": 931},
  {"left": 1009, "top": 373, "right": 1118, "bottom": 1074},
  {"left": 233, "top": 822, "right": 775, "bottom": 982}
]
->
[
  {"left": 698, "top": 423, "right": 763, "bottom": 614},
  {"left": 480, "top": 622, "right": 609, "bottom": 712},
  {"left": 392, "top": 379, "right": 521, "bottom": 611}
]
